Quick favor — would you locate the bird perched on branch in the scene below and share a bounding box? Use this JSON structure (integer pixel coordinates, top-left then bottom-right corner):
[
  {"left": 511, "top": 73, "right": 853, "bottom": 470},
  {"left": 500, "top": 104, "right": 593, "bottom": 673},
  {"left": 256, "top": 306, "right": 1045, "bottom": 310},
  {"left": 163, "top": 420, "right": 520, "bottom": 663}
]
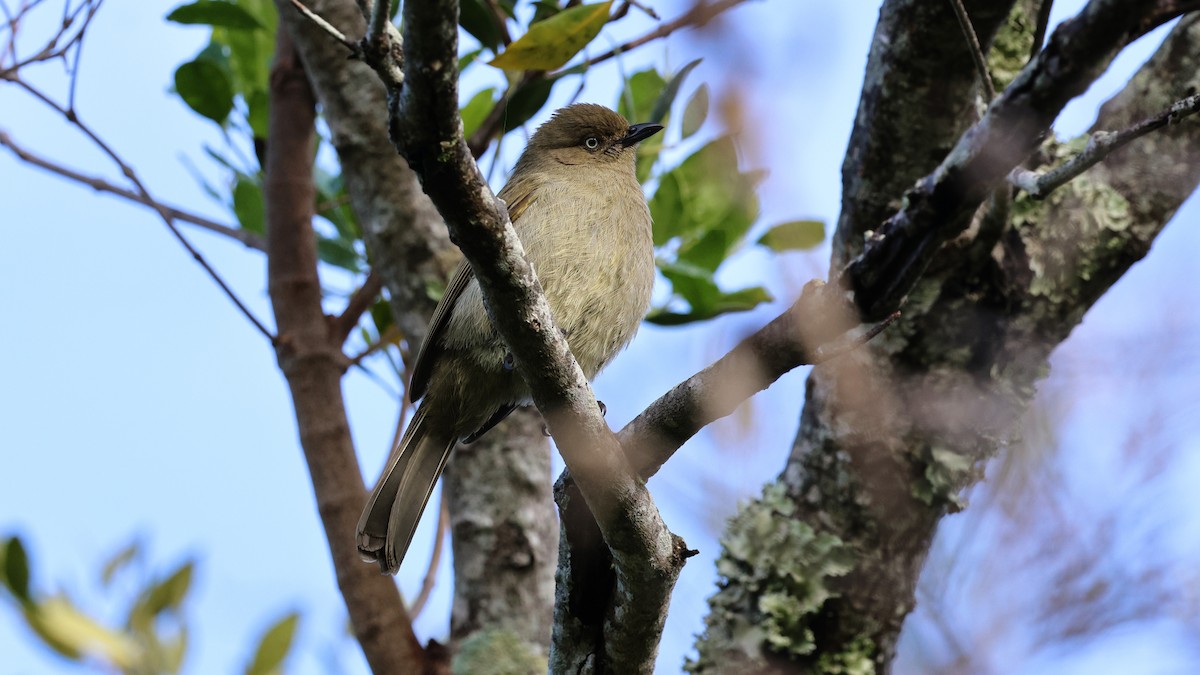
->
[{"left": 357, "top": 103, "right": 663, "bottom": 574}]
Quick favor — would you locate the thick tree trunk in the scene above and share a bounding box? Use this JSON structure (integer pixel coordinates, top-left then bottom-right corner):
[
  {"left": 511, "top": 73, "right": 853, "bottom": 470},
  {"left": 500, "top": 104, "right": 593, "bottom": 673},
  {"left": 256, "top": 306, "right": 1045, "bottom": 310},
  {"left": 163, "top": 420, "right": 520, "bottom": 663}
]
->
[{"left": 692, "top": 9, "right": 1200, "bottom": 674}]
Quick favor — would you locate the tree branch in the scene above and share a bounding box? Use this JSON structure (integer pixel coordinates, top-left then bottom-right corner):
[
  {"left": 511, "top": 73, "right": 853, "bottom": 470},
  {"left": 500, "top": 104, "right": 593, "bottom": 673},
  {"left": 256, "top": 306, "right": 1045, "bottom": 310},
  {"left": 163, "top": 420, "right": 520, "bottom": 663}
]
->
[
  {"left": 262, "top": 25, "right": 427, "bottom": 675},
  {"left": 947, "top": 0, "right": 996, "bottom": 100},
  {"left": 0, "top": 129, "right": 267, "bottom": 251},
  {"left": 287, "top": 0, "right": 359, "bottom": 54},
  {"left": 2, "top": 77, "right": 275, "bottom": 341},
  {"left": 847, "top": 0, "right": 1193, "bottom": 321},
  {"left": 356, "top": 0, "right": 686, "bottom": 670},
  {"left": 619, "top": 280, "right": 876, "bottom": 479},
  {"left": 1009, "top": 92, "right": 1200, "bottom": 199},
  {"left": 332, "top": 270, "right": 383, "bottom": 344}
]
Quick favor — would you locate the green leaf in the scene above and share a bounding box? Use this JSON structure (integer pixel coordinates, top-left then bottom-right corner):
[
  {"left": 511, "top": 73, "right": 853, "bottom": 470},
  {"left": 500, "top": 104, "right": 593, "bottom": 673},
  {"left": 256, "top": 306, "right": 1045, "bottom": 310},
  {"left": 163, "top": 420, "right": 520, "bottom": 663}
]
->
[
  {"left": 317, "top": 236, "right": 363, "bottom": 272},
  {"left": 369, "top": 298, "right": 394, "bottom": 335},
  {"left": 649, "top": 171, "right": 682, "bottom": 246},
  {"left": 531, "top": 0, "right": 562, "bottom": 22},
  {"left": 213, "top": 0, "right": 276, "bottom": 96},
  {"left": 659, "top": 259, "right": 720, "bottom": 312},
  {"left": 489, "top": 1, "right": 612, "bottom": 71},
  {"left": 245, "top": 612, "right": 299, "bottom": 675},
  {"left": 618, "top": 69, "right": 666, "bottom": 127},
  {"left": 100, "top": 540, "right": 141, "bottom": 588},
  {"left": 677, "top": 228, "right": 729, "bottom": 272},
  {"left": 460, "top": 0, "right": 506, "bottom": 52},
  {"left": 128, "top": 561, "right": 194, "bottom": 632},
  {"left": 502, "top": 76, "right": 557, "bottom": 132},
  {"left": 652, "top": 136, "right": 759, "bottom": 268},
  {"left": 167, "top": 1, "right": 263, "bottom": 29},
  {"left": 232, "top": 177, "right": 265, "bottom": 235},
  {"left": 246, "top": 89, "right": 270, "bottom": 138},
  {"left": 757, "top": 219, "right": 826, "bottom": 251},
  {"left": 313, "top": 169, "right": 359, "bottom": 240},
  {"left": 618, "top": 68, "right": 669, "bottom": 180},
  {"left": 682, "top": 84, "right": 708, "bottom": 139},
  {"left": 649, "top": 58, "right": 701, "bottom": 124},
  {"left": 458, "top": 48, "right": 483, "bottom": 72},
  {"left": 461, "top": 88, "right": 497, "bottom": 139},
  {"left": 3, "top": 537, "right": 31, "bottom": 602},
  {"left": 175, "top": 58, "right": 234, "bottom": 124}
]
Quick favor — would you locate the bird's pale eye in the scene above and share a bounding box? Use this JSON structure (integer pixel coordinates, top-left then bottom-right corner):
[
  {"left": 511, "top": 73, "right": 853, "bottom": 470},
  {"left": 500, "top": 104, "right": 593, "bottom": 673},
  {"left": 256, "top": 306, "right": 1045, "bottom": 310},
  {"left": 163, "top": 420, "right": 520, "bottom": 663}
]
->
[{"left": 584, "top": 136, "right": 600, "bottom": 150}]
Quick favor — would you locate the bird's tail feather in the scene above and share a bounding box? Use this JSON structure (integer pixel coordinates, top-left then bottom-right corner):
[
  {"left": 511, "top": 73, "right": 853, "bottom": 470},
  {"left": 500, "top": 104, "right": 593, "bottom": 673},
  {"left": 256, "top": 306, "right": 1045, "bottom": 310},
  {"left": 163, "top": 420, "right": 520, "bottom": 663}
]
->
[{"left": 356, "top": 407, "right": 456, "bottom": 574}]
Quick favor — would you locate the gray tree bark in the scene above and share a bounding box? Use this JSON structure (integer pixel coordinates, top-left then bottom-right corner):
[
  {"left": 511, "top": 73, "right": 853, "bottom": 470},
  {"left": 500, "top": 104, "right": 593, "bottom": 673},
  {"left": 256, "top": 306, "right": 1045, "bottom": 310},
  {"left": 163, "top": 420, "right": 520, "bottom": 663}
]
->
[{"left": 692, "top": 6, "right": 1200, "bottom": 673}]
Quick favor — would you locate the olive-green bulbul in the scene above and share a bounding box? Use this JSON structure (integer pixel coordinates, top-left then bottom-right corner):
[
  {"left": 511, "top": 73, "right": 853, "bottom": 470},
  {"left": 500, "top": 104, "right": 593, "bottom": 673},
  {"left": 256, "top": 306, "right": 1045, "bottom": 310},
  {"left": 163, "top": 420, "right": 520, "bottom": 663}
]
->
[{"left": 357, "top": 103, "right": 663, "bottom": 574}]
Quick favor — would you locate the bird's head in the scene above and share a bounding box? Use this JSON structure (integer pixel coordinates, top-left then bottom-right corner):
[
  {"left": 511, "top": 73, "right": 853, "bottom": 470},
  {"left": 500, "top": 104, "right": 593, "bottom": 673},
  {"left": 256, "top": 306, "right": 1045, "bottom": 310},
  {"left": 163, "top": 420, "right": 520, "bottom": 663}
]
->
[{"left": 519, "top": 103, "right": 663, "bottom": 171}]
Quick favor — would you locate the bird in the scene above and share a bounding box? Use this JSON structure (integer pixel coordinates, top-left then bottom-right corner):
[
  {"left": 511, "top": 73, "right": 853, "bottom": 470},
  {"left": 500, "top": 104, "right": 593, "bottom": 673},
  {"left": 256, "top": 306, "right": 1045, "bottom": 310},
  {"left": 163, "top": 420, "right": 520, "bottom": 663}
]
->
[{"left": 357, "top": 103, "right": 663, "bottom": 574}]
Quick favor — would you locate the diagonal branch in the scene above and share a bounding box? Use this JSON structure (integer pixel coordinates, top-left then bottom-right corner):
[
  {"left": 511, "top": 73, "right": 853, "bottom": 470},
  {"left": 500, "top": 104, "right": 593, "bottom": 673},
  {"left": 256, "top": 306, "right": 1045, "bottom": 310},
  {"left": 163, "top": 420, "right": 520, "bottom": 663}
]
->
[
  {"left": 1009, "top": 92, "right": 1200, "bottom": 199},
  {"left": 0, "top": 129, "right": 266, "bottom": 251},
  {"left": 619, "top": 280, "right": 881, "bottom": 480},
  {"left": 947, "top": 0, "right": 996, "bottom": 100},
  {"left": 331, "top": 269, "right": 383, "bottom": 344},
  {"left": 353, "top": 0, "right": 687, "bottom": 670}
]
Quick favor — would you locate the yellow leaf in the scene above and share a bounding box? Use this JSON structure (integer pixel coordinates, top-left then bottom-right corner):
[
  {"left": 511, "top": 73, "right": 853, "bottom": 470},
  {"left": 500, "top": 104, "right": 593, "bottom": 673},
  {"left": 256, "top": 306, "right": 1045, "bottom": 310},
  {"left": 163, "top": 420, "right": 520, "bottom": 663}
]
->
[
  {"left": 489, "top": 1, "right": 612, "bottom": 71},
  {"left": 25, "top": 595, "right": 139, "bottom": 669}
]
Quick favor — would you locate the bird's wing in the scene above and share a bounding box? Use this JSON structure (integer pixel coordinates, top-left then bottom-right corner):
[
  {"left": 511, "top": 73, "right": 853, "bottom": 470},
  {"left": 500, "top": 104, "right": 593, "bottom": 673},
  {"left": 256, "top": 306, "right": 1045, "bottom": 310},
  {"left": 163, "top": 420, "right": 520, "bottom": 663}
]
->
[{"left": 407, "top": 182, "right": 538, "bottom": 402}]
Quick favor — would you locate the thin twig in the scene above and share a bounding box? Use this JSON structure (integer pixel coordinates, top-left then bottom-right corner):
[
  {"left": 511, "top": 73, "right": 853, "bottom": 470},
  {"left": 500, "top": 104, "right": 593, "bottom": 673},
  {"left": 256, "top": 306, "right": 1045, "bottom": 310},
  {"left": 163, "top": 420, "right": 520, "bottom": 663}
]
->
[
  {"left": 347, "top": 325, "right": 401, "bottom": 367},
  {"left": 1031, "top": 0, "right": 1054, "bottom": 61},
  {"left": 1009, "top": 92, "right": 1200, "bottom": 199},
  {"left": 482, "top": 0, "right": 511, "bottom": 45},
  {"left": 366, "top": 0, "right": 391, "bottom": 48},
  {"left": 813, "top": 312, "right": 901, "bottom": 363},
  {"left": 948, "top": 0, "right": 995, "bottom": 101},
  {"left": 552, "top": 0, "right": 750, "bottom": 77},
  {"left": 408, "top": 495, "right": 449, "bottom": 619},
  {"left": 465, "top": 0, "right": 750, "bottom": 155},
  {"left": 10, "top": 77, "right": 275, "bottom": 341},
  {"left": 333, "top": 270, "right": 384, "bottom": 343},
  {"left": 288, "top": 0, "right": 358, "bottom": 54},
  {"left": 0, "top": 130, "right": 266, "bottom": 250}
]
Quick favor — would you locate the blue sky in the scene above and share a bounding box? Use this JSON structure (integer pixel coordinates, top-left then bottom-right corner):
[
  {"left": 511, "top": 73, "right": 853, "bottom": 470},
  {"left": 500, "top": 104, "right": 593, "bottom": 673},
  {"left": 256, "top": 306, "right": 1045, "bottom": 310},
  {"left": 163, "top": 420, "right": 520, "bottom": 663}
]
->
[{"left": 3, "top": 1, "right": 1199, "bottom": 673}]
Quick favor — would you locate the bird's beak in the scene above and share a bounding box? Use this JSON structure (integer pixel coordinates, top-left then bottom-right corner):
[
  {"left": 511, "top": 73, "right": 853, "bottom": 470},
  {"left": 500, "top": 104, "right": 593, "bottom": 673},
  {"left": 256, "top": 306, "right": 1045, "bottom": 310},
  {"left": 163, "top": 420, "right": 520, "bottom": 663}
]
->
[{"left": 622, "top": 122, "right": 664, "bottom": 147}]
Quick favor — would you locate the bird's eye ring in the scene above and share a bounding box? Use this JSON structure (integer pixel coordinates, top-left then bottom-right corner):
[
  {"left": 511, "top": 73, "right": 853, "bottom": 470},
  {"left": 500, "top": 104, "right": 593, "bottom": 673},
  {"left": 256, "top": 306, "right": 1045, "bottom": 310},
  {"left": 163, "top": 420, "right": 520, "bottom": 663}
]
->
[{"left": 584, "top": 136, "right": 600, "bottom": 150}]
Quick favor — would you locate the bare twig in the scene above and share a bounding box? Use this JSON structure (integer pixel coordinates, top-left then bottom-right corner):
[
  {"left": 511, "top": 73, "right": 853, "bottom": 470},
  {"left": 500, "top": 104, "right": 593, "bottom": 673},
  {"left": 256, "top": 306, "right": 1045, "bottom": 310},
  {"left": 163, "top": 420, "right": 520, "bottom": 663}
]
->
[
  {"left": 948, "top": 0, "right": 995, "bottom": 100},
  {"left": 0, "top": 130, "right": 266, "bottom": 250},
  {"left": 288, "top": 0, "right": 358, "bottom": 54},
  {"left": 1031, "top": 0, "right": 1054, "bottom": 60},
  {"left": 332, "top": 270, "right": 384, "bottom": 343},
  {"left": 1009, "top": 92, "right": 1200, "bottom": 199},
  {"left": 553, "top": 0, "right": 751, "bottom": 76},
  {"left": 365, "top": 0, "right": 391, "bottom": 47},
  {"left": 6, "top": 77, "right": 275, "bottom": 341},
  {"left": 347, "top": 324, "right": 401, "bottom": 367}
]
